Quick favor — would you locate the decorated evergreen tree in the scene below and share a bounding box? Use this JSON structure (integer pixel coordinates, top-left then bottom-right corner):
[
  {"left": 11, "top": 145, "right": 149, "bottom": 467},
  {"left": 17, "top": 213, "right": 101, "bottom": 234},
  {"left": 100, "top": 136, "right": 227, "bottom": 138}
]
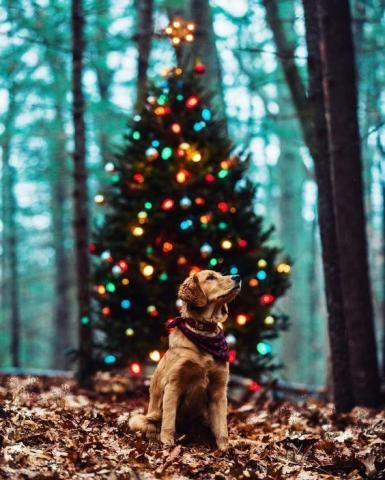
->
[{"left": 90, "top": 19, "right": 290, "bottom": 380}]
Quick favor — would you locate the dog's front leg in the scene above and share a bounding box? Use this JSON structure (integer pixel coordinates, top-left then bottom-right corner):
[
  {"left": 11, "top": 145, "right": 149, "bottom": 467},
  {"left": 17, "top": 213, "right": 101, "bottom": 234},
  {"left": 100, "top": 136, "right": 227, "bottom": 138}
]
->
[
  {"left": 208, "top": 388, "right": 228, "bottom": 451},
  {"left": 160, "top": 382, "right": 179, "bottom": 446}
]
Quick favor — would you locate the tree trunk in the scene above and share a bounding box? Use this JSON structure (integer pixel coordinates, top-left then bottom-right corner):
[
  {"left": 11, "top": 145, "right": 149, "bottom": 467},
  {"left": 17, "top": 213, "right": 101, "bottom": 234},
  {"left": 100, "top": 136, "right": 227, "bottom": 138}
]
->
[
  {"left": 189, "top": 0, "right": 227, "bottom": 126},
  {"left": 303, "top": 0, "right": 354, "bottom": 411},
  {"left": 1, "top": 85, "right": 21, "bottom": 368},
  {"left": 50, "top": 102, "right": 71, "bottom": 370},
  {"left": 318, "top": 0, "right": 380, "bottom": 407},
  {"left": 72, "top": 0, "right": 92, "bottom": 384},
  {"left": 134, "top": 0, "right": 153, "bottom": 112}
]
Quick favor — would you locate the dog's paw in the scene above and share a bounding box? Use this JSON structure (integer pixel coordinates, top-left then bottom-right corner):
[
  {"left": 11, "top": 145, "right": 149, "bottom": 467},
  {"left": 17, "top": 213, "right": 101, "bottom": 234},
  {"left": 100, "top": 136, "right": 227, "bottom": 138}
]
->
[
  {"left": 160, "top": 431, "right": 175, "bottom": 446},
  {"left": 216, "top": 436, "right": 229, "bottom": 451},
  {"left": 145, "top": 422, "right": 160, "bottom": 440}
]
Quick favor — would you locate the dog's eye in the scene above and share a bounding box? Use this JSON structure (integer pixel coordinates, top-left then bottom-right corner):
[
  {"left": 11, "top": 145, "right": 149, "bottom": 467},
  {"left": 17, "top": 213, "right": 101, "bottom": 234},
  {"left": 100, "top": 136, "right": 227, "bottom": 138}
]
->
[{"left": 207, "top": 274, "right": 216, "bottom": 280}]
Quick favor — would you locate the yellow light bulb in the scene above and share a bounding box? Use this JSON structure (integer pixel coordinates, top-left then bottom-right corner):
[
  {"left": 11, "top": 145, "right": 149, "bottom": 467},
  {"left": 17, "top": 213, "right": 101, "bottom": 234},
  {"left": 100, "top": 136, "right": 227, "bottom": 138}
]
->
[
  {"left": 172, "top": 37, "right": 181, "bottom": 45},
  {"left": 264, "top": 316, "right": 275, "bottom": 326},
  {"left": 132, "top": 226, "right": 144, "bottom": 237},
  {"left": 187, "top": 22, "right": 195, "bottom": 31},
  {"left": 122, "top": 278, "right": 129, "bottom": 285},
  {"left": 175, "top": 67, "right": 183, "bottom": 75},
  {"left": 221, "top": 240, "right": 232, "bottom": 250},
  {"left": 173, "top": 20, "right": 181, "bottom": 28},
  {"left": 94, "top": 194, "right": 104, "bottom": 204},
  {"left": 192, "top": 152, "right": 202, "bottom": 162},
  {"left": 125, "top": 328, "right": 134, "bottom": 336},
  {"left": 165, "top": 26, "right": 173, "bottom": 34},
  {"left": 97, "top": 285, "right": 106, "bottom": 295},
  {"left": 185, "top": 33, "right": 194, "bottom": 42},
  {"left": 142, "top": 264, "right": 154, "bottom": 277},
  {"left": 277, "top": 263, "right": 291, "bottom": 273},
  {"left": 149, "top": 350, "right": 161, "bottom": 362},
  {"left": 258, "top": 259, "right": 267, "bottom": 268},
  {"left": 236, "top": 314, "right": 248, "bottom": 326}
]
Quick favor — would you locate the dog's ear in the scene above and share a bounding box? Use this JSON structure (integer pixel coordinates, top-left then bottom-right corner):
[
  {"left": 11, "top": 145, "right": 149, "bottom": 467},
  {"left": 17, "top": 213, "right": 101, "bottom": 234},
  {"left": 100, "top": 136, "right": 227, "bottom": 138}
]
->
[{"left": 178, "top": 274, "right": 207, "bottom": 307}]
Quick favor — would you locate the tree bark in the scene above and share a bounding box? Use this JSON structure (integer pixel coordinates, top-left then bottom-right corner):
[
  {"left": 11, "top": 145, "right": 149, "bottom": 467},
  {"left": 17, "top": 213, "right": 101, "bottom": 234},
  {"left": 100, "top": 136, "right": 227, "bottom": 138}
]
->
[
  {"left": 189, "top": 0, "right": 227, "bottom": 126},
  {"left": 72, "top": 0, "right": 92, "bottom": 384},
  {"left": 134, "top": 0, "right": 153, "bottom": 112},
  {"left": 303, "top": 0, "right": 354, "bottom": 411},
  {"left": 318, "top": 0, "right": 380, "bottom": 407},
  {"left": 50, "top": 102, "right": 71, "bottom": 370},
  {"left": 1, "top": 84, "right": 21, "bottom": 368}
]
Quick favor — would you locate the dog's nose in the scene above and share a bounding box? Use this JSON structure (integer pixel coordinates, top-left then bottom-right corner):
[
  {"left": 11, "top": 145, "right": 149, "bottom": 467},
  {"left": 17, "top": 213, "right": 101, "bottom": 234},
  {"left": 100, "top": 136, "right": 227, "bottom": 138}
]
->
[{"left": 231, "top": 275, "right": 241, "bottom": 283}]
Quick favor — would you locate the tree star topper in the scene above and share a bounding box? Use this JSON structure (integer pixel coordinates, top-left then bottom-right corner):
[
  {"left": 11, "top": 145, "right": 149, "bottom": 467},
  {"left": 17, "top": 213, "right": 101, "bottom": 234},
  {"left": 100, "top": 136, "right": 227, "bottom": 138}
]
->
[{"left": 163, "top": 17, "right": 195, "bottom": 46}]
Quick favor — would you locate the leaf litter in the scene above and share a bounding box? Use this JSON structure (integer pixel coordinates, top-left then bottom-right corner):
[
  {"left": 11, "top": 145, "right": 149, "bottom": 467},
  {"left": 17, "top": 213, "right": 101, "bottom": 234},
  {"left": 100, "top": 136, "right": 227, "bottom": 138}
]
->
[{"left": 0, "top": 374, "right": 384, "bottom": 479}]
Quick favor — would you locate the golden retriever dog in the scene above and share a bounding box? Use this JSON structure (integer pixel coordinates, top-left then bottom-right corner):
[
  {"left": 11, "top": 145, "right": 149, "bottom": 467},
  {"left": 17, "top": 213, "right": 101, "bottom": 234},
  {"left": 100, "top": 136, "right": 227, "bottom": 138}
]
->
[{"left": 129, "top": 270, "right": 241, "bottom": 450}]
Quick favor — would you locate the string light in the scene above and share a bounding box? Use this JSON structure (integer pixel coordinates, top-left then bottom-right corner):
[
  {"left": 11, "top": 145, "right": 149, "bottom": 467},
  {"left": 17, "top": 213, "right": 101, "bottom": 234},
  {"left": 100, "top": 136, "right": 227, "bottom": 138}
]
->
[
  {"left": 249, "top": 382, "right": 261, "bottom": 392},
  {"left": 154, "top": 106, "right": 169, "bottom": 116},
  {"left": 264, "top": 315, "right": 275, "bottom": 326},
  {"left": 149, "top": 350, "right": 161, "bottom": 362},
  {"left": 226, "top": 334, "right": 236, "bottom": 345},
  {"left": 177, "top": 256, "right": 187, "bottom": 265},
  {"left": 137, "top": 211, "right": 148, "bottom": 224},
  {"left": 180, "top": 219, "right": 193, "bottom": 230},
  {"left": 257, "top": 270, "right": 267, "bottom": 280},
  {"left": 104, "top": 354, "right": 117, "bottom": 364},
  {"left": 195, "top": 197, "right": 205, "bottom": 205},
  {"left": 258, "top": 259, "right": 267, "bottom": 268},
  {"left": 80, "top": 316, "right": 90, "bottom": 325},
  {"left": 141, "top": 263, "right": 154, "bottom": 278},
  {"left": 249, "top": 278, "right": 259, "bottom": 287},
  {"left": 176, "top": 169, "right": 190, "bottom": 183},
  {"left": 201, "top": 108, "right": 211, "bottom": 121},
  {"left": 180, "top": 196, "right": 192, "bottom": 209},
  {"left": 161, "top": 198, "right": 174, "bottom": 211},
  {"left": 117, "top": 260, "right": 128, "bottom": 271},
  {"left": 221, "top": 239, "right": 232, "bottom": 250},
  {"left": 171, "top": 123, "right": 182, "bottom": 134},
  {"left": 121, "top": 299, "right": 131, "bottom": 309},
  {"left": 218, "top": 222, "right": 228, "bottom": 230},
  {"left": 256, "top": 341, "right": 272, "bottom": 355},
  {"left": 146, "top": 147, "right": 159, "bottom": 160},
  {"left": 260, "top": 294, "right": 275, "bottom": 305},
  {"left": 159, "top": 272, "right": 168, "bottom": 281},
  {"left": 200, "top": 214, "right": 212, "bottom": 224},
  {"left": 229, "top": 350, "right": 236, "bottom": 364},
  {"left": 147, "top": 305, "right": 159, "bottom": 317},
  {"left": 144, "top": 201, "right": 153, "bottom": 210},
  {"left": 217, "top": 201, "right": 229, "bottom": 212},
  {"left": 236, "top": 314, "right": 248, "bottom": 326},
  {"left": 132, "top": 131, "right": 141, "bottom": 140},
  {"left": 162, "top": 241, "right": 174, "bottom": 253},
  {"left": 122, "top": 278, "right": 129, "bottom": 285},
  {"left": 200, "top": 243, "right": 213, "bottom": 258},
  {"left": 189, "top": 266, "right": 200, "bottom": 274},
  {"left": 230, "top": 265, "right": 238, "bottom": 275},
  {"left": 125, "top": 328, "right": 134, "bottom": 336},
  {"left": 106, "top": 282, "right": 116, "bottom": 293},
  {"left": 205, "top": 173, "right": 215, "bottom": 183},
  {"left": 238, "top": 239, "right": 248, "bottom": 248},
  {"left": 97, "top": 285, "right": 106, "bottom": 295},
  {"left": 129, "top": 362, "right": 142, "bottom": 375},
  {"left": 218, "top": 169, "right": 229, "bottom": 179},
  {"left": 186, "top": 96, "right": 199, "bottom": 108},
  {"left": 161, "top": 146, "right": 173, "bottom": 160},
  {"left": 164, "top": 18, "right": 195, "bottom": 45},
  {"left": 104, "top": 162, "right": 115, "bottom": 172},
  {"left": 209, "top": 258, "right": 218, "bottom": 267},
  {"left": 191, "top": 152, "right": 202, "bottom": 162},
  {"left": 132, "top": 226, "right": 144, "bottom": 237},
  {"left": 277, "top": 263, "right": 291, "bottom": 273},
  {"left": 102, "top": 306, "right": 111, "bottom": 316},
  {"left": 94, "top": 194, "right": 105, "bottom": 204},
  {"left": 193, "top": 121, "right": 205, "bottom": 132}
]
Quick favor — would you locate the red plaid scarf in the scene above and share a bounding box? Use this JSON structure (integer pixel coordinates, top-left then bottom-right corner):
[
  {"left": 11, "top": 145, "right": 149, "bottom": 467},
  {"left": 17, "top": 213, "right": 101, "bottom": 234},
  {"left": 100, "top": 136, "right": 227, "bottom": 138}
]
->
[{"left": 165, "top": 317, "right": 229, "bottom": 362}]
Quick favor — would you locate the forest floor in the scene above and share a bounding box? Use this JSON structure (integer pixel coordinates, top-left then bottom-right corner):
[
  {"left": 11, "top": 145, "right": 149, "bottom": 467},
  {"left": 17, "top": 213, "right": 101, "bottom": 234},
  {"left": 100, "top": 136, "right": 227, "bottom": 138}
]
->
[{"left": 0, "top": 374, "right": 384, "bottom": 480}]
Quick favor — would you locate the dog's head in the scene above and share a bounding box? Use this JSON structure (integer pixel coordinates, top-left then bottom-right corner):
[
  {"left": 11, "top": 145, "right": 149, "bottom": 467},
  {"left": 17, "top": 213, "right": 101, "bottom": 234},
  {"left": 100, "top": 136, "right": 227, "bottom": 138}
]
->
[{"left": 178, "top": 270, "right": 241, "bottom": 322}]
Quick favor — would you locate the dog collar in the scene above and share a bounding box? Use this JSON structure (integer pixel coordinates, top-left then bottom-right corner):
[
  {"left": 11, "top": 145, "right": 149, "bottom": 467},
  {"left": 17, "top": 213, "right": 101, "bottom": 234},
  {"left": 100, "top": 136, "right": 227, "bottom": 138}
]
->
[{"left": 165, "top": 317, "right": 229, "bottom": 362}]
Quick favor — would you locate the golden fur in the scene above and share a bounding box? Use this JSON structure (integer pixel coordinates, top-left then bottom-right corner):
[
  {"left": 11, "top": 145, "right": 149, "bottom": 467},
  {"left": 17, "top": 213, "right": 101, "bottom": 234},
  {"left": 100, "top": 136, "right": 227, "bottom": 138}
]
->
[{"left": 129, "top": 270, "right": 241, "bottom": 450}]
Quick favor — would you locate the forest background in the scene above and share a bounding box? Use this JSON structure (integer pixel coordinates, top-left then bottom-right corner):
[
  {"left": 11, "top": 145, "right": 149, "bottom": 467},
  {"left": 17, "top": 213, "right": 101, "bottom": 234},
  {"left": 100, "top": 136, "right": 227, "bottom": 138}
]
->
[{"left": 1, "top": 0, "right": 384, "bottom": 388}]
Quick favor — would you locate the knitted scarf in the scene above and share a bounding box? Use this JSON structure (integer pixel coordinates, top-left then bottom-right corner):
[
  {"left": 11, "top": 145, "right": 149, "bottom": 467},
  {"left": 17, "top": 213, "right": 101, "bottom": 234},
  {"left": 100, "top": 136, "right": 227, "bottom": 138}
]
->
[{"left": 165, "top": 316, "right": 229, "bottom": 362}]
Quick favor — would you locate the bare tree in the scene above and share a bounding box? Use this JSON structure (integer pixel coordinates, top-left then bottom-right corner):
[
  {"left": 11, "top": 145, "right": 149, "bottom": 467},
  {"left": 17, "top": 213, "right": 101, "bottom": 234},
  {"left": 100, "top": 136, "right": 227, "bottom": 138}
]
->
[
  {"left": 1, "top": 83, "right": 21, "bottom": 368},
  {"left": 303, "top": 0, "right": 354, "bottom": 411},
  {"left": 135, "top": 0, "right": 154, "bottom": 112},
  {"left": 72, "top": 0, "right": 92, "bottom": 383},
  {"left": 318, "top": 0, "right": 380, "bottom": 406},
  {"left": 189, "top": 0, "right": 227, "bottom": 125}
]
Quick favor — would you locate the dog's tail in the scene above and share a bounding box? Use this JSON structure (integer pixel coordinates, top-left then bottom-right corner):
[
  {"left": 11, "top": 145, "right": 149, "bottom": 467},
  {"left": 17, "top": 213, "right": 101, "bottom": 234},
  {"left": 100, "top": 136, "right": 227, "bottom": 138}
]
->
[{"left": 129, "top": 414, "right": 148, "bottom": 432}]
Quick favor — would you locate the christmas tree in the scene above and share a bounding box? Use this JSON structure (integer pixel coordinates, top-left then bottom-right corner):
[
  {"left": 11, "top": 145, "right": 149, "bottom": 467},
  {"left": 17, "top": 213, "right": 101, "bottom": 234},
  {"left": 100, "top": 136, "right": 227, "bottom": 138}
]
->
[{"left": 90, "top": 19, "right": 290, "bottom": 380}]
